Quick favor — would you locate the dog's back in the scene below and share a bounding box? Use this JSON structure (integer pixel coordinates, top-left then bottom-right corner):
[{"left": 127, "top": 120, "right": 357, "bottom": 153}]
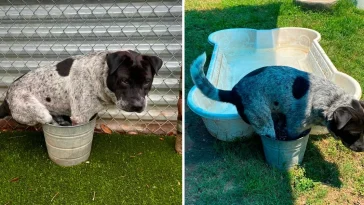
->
[
  {"left": 6, "top": 52, "right": 107, "bottom": 116},
  {"left": 190, "top": 52, "right": 344, "bottom": 108},
  {"left": 2, "top": 52, "right": 109, "bottom": 125}
]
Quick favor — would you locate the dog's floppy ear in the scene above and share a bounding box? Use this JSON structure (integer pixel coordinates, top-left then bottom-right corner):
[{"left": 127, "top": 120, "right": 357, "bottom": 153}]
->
[
  {"left": 333, "top": 107, "right": 353, "bottom": 130},
  {"left": 359, "top": 100, "right": 364, "bottom": 109},
  {"left": 351, "top": 100, "right": 364, "bottom": 111},
  {"left": 106, "top": 52, "right": 126, "bottom": 74},
  {"left": 144, "top": 55, "right": 163, "bottom": 75}
]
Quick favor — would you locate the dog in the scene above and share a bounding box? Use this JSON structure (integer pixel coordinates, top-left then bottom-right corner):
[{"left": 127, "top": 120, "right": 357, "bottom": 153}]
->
[
  {"left": 191, "top": 53, "right": 364, "bottom": 152},
  {"left": 0, "top": 50, "right": 162, "bottom": 126}
]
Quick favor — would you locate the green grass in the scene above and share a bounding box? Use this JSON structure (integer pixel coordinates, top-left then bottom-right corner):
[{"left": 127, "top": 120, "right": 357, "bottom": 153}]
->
[
  {"left": 185, "top": 0, "right": 364, "bottom": 204},
  {"left": 0, "top": 131, "right": 182, "bottom": 204},
  {"left": 186, "top": 120, "right": 364, "bottom": 204}
]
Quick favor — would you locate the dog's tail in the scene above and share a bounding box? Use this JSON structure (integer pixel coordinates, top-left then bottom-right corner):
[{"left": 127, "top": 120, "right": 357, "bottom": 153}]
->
[
  {"left": 0, "top": 100, "right": 10, "bottom": 118},
  {"left": 190, "top": 52, "right": 233, "bottom": 103}
]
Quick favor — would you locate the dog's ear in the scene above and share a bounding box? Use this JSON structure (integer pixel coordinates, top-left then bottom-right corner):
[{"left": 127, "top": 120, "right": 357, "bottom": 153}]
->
[
  {"left": 351, "top": 100, "right": 364, "bottom": 111},
  {"left": 144, "top": 55, "right": 163, "bottom": 75},
  {"left": 359, "top": 100, "right": 364, "bottom": 109},
  {"left": 106, "top": 52, "right": 127, "bottom": 74},
  {"left": 333, "top": 107, "right": 353, "bottom": 130}
]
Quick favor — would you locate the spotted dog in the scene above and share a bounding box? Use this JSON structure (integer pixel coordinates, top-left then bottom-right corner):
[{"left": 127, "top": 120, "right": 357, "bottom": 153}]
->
[
  {"left": 0, "top": 50, "right": 162, "bottom": 126},
  {"left": 191, "top": 53, "right": 364, "bottom": 152}
]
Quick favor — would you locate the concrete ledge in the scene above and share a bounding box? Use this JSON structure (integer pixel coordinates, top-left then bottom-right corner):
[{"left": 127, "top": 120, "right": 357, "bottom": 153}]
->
[
  {"left": 294, "top": 0, "right": 338, "bottom": 10},
  {"left": 357, "top": 0, "right": 364, "bottom": 9}
]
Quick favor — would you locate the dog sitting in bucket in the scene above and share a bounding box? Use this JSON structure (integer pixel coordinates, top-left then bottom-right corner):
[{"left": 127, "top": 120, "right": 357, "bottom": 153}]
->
[
  {"left": 191, "top": 53, "right": 364, "bottom": 152},
  {"left": 0, "top": 50, "right": 162, "bottom": 126}
]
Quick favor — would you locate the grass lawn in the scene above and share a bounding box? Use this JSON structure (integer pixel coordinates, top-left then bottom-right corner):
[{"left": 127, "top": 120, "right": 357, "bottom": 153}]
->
[
  {"left": 185, "top": 0, "right": 364, "bottom": 204},
  {"left": 0, "top": 131, "right": 182, "bottom": 204}
]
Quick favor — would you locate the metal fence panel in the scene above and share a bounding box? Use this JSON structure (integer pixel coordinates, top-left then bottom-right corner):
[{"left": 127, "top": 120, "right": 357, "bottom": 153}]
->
[{"left": 0, "top": 0, "right": 182, "bottom": 134}]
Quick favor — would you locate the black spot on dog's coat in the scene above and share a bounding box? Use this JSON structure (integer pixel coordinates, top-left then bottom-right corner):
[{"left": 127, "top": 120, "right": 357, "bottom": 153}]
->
[
  {"left": 292, "top": 76, "right": 309, "bottom": 99},
  {"left": 56, "top": 58, "right": 74, "bottom": 76},
  {"left": 274, "top": 101, "right": 279, "bottom": 106},
  {"left": 232, "top": 90, "right": 250, "bottom": 124},
  {"left": 46, "top": 97, "right": 51, "bottom": 102},
  {"left": 244, "top": 67, "right": 268, "bottom": 78}
]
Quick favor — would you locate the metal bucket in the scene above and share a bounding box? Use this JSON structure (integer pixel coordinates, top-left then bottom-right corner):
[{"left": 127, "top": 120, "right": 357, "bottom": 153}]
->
[
  {"left": 42, "top": 116, "right": 97, "bottom": 167},
  {"left": 260, "top": 134, "right": 309, "bottom": 170}
]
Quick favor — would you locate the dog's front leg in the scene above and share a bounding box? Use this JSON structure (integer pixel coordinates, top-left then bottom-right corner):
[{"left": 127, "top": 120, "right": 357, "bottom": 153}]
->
[
  {"left": 286, "top": 115, "right": 311, "bottom": 140},
  {"left": 70, "top": 110, "right": 98, "bottom": 125},
  {"left": 244, "top": 105, "right": 276, "bottom": 139},
  {"left": 70, "top": 116, "right": 88, "bottom": 125},
  {"left": 70, "top": 97, "right": 99, "bottom": 125},
  {"left": 71, "top": 99, "right": 100, "bottom": 125},
  {"left": 68, "top": 79, "right": 103, "bottom": 125}
]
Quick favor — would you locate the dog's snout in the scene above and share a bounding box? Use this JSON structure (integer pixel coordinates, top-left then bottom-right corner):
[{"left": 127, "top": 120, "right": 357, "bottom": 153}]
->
[
  {"left": 349, "top": 145, "right": 364, "bottom": 152},
  {"left": 130, "top": 99, "right": 144, "bottom": 113},
  {"left": 348, "top": 135, "right": 364, "bottom": 152},
  {"left": 131, "top": 105, "right": 143, "bottom": 112}
]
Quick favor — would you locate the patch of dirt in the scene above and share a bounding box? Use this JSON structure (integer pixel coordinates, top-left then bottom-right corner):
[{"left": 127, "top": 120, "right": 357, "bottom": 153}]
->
[
  {"left": 223, "top": 179, "right": 235, "bottom": 193},
  {"left": 297, "top": 185, "right": 364, "bottom": 205}
]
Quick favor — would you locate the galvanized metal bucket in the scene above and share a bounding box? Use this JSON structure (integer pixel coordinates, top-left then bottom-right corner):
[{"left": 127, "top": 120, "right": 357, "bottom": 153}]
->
[
  {"left": 260, "top": 134, "right": 309, "bottom": 170},
  {"left": 42, "top": 116, "right": 97, "bottom": 167}
]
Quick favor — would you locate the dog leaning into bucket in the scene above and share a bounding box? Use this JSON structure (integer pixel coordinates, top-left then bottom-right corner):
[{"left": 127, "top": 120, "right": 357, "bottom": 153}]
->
[
  {"left": 0, "top": 50, "right": 162, "bottom": 126},
  {"left": 190, "top": 52, "right": 364, "bottom": 152}
]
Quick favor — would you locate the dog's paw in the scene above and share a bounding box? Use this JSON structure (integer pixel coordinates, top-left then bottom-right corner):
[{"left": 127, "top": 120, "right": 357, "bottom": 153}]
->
[
  {"left": 52, "top": 115, "right": 72, "bottom": 126},
  {"left": 50, "top": 120, "right": 60, "bottom": 126},
  {"left": 70, "top": 116, "right": 88, "bottom": 125},
  {"left": 60, "top": 120, "right": 72, "bottom": 126},
  {"left": 70, "top": 116, "right": 80, "bottom": 125}
]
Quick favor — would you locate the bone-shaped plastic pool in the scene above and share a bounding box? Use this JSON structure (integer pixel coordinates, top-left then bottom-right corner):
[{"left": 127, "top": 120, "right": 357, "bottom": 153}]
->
[{"left": 188, "top": 27, "right": 362, "bottom": 141}]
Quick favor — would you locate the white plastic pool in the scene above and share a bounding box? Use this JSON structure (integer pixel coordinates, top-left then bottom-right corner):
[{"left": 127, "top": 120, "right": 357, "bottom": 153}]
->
[{"left": 188, "top": 27, "right": 362, "bottom": 141}]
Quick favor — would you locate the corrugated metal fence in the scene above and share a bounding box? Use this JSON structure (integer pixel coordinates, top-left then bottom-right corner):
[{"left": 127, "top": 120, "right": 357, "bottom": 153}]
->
[{"left": 0, "top": 0, "right": 182, "bottom": 134}]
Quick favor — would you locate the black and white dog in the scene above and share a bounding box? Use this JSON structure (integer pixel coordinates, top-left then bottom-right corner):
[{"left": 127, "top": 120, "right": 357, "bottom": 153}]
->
[
  {"left": 191, "top": 53, "right": 364, "bottom": 152},
  {"left": 0, "top": 50, "right": 162, "bottom": 126}
]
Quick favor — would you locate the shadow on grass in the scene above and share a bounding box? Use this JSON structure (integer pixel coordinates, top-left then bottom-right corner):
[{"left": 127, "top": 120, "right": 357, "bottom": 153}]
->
[
  {"left": 8, "top": 131, "right": 48, "bottom": 160},
  {"left": 303, "top": 135, "right": 342, "bottom": 187},
  {"left": 185, "top": 105, "right": 294, "bottom": 204},
  {"left": 185, "top": 106, "right": 342, "bottom": 204},
  {"left": 185, "top": 106, "right": 220, "bottom": 167},
  {"left": 186, "top": 109, "right": 342, "bottom": 204}
]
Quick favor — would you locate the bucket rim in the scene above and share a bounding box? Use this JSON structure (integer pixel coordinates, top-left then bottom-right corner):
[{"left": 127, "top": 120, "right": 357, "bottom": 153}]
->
[
  {"left": 43, "top": 114, "right": 97, "bottom": 128},
  {"left": 260, "top": 134, "right": 309, "bottom": 142}
]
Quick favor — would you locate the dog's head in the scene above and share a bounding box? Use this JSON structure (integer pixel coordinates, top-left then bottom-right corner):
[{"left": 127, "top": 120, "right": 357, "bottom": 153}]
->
[
  {"left": 106, "top": 50, "right": 162, "bottom": 113},
  {"left": 328, "top": 100, "right": 364, "bottom": 152}
]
